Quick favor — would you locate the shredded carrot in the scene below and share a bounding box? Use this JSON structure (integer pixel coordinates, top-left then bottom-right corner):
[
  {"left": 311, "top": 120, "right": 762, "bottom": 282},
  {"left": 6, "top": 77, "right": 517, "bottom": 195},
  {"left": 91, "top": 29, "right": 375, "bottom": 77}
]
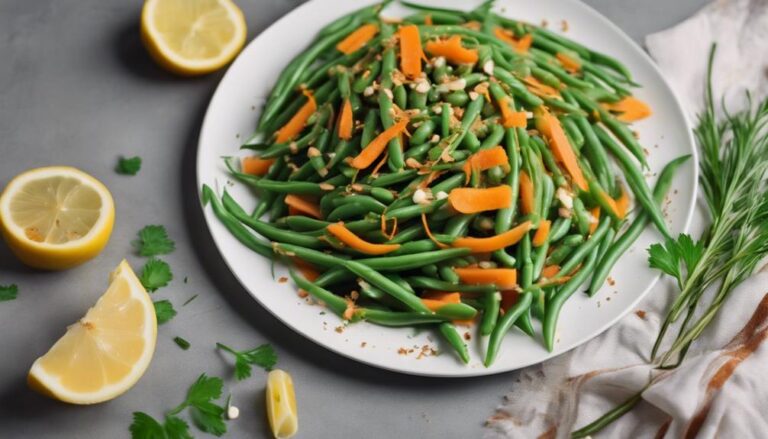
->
[
  {"left": 556, "top": 52, "right": 581, "bottom": 73},
  {"left": 241, "top": 157, "right": 275, "bottom": 176},
  {"left": 275, "top": 90, "right": 316, "bottom": 143},
  {"left": 595, "top": 185, "right": 623, "bottom": 219},
  {"left": 326, "top": 222, "right": 401, "bottom": 255},
  {"left": 350, "top": 118, "right": 409, "bottom": 169},
  {"left": 455, "top": 267, "right": 518, "bottom": 289},
  {"left": 448, "top": 185, "right": 513, "bottom": 214},
  {"left": 336, "top": 23, "right": 379, "bottom": 54},
  {"left": 381, "top": 214, "right": 398, "bottom": 240},
  {"left": 425, "top": 35, "right": 478, "bottom": 64},
  {"left": 453, "top": 221, "right": 532, "bottom": 253},
  {"left": 519, "top": 170, "right": 535, "bottom": 214},
  {"left": 462, "top": 146, "right": 510, "bottom": 183},
  {"left": 399, "top": 25, "right": 423, "bottom": 79},
  {"left": 522, "top": 76, "right": 560, "bottom": 98},
  {"left": 537, "top": 276, "right": 571, "bottom": 287},
  {"left": 424, "top": 14, "right": 433, "bottom": 25},
  {"left": 535, "top": 107, "right": 588, "bottom": 191},
  {"left": 589, "top": 207, "right": 601, "bottom": 234},
  {"left": 497, "top": 96, "right": 528, "bottom": 128},
  {"left": 421, "top": 291, "right": 460, "bottom": 302},
  {"left": 422, "top": 213, "right": 449, "bottom": 249},
  {"left": 371, "top": 152, "right": 389, "bottom": 176},
  {"left": 293, "top": 258, "right": 320, "bottom": 282},
  {"left": 500, "top": 290, "right": 519, "bottom": 312},
  {"left": 493, "top": 28, "right": 533, "bottom": 54},
  {"left": 285, "top": 194, "right": 322, "bottom": 219},
  {"left": 615, "top": 184, "right": 630, "bottom": 219},
  {"left": 343, "top": 298, "right": 357, "bottom": 320},
  {"left": 532, "top": 219, "right": 551, "bottom": 247},
  {"left": 338, "top": 98, "right": 354, "bottom": 140},
  {"left": 540, "top": 264, "right": 560, "bottom": 279},
  {"left": 602, "top": 96, "right": 652, "bottom": 122}
]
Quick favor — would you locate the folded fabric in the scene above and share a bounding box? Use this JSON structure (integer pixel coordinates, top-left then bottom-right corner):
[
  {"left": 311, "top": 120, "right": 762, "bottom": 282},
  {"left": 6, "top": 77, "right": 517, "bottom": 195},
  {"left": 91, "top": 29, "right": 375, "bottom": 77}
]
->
[{"left": 485, "top": 1, "right": 768, "bottom": 438}]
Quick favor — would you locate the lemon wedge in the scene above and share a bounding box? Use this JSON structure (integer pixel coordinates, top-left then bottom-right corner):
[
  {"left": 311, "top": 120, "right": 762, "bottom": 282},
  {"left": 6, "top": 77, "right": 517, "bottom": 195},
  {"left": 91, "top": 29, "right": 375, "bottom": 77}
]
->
[
  {"left": 266, "top": 369, "right": 298, "bottom": 438},
  {"left": 28, "top": 260, "right": 157, "bottom": 404},
  {"left": 0, "top": 166, "right": 114, "bottom": 270},
  {"left": 140, "top": 0, "right": 247, "bottom": 76}
]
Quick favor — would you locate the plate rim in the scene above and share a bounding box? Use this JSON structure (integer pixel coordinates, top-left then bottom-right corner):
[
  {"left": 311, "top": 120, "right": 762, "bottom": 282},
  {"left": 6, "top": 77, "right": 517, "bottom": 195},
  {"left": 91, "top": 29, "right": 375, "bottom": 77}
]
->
[{"left": 195, "top": 0, "right": 699, "bottom": 377}]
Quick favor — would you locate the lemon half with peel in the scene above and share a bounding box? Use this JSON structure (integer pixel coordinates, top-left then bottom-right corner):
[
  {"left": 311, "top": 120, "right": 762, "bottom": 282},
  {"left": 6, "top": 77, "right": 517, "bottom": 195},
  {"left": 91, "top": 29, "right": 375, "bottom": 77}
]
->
[
  {"left": 141, "top": 0, "right": 247, "bottom": 76},
  {"left": 0, "top": 166, "right": 114, "bottom": 270},
  {"left": 266, "top": 369, "right": 298, "bottom": 438},
  {"left": 28, "top": 260, "right": 157, "bottom": 404}
]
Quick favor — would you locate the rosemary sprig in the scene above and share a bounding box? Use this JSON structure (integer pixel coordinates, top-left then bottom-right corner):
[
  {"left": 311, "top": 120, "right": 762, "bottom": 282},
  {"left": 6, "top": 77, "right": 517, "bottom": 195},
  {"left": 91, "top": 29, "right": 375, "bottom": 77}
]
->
[{"left": 572, "top": 44, "right": 768, "bottom": 437}]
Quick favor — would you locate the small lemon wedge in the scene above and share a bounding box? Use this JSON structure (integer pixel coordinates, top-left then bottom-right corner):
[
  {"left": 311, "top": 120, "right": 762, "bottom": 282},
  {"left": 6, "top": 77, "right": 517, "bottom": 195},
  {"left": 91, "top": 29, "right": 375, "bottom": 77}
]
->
[
  {"left": 28, "top": 260, "right": 157, "bottom": 404},
  {"left": 266, "top": 369, "right": 298, "bottom": 439},
  {"left": 0, "top": 166, "right": 114, "bottom": 270},
  {"left": 140, "top": 0, "right": 247, "bottom": 76}
]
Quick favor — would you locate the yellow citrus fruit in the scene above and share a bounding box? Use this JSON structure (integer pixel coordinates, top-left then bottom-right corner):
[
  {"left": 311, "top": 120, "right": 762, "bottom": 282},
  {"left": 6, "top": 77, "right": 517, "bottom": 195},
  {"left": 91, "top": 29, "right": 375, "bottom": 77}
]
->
[
  {"left": 28, "top": 260, "right": 157, "bottom": 404},
  {"left": 266, "top": 369, "right": 298, "bottom": 439},
  {"left": 140, "top": 0, "right": 247, "bottom": 76},
  {"left": 0, "top": 166, "right": 114, "bottom": 270}
]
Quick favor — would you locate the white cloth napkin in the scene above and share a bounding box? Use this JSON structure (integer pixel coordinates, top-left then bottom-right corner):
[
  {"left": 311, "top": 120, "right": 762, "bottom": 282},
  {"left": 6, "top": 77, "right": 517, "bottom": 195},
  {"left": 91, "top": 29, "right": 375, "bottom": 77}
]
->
[{"left": 484, "top": 1, "right": 768, "bottom": 438}]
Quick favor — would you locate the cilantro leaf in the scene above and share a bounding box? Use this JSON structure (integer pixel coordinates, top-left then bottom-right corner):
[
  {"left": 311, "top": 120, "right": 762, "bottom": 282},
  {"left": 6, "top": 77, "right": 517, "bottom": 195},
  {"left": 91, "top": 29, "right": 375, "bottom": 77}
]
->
[
  {"left": 186, "top": 374, "right": 223, "bottom": 405},
  {"left": 174, "top": 337, "right": 190, "bottom": 350},
  {"left": 676, "top": 234, "right": 704, "bottom": 273},
  {"left": 0, "top": 284, "right": 18, "bottom": 302},
  {"left": 140, "top": 259, "right": 173, "bottom": 292},
  {"left": 189, "top": 401, "right": 227, "bottom": 436},
  {"left": 133, "top": 225, "right": 175, "bottom": 257},
  {"left": 153, "top": 300, "right": 177, "bottom": 324},
  {"left": 117, "top": 156, "right": 142, "bottom": 176},
  {"left": 217, "top": 343, "right": 277, "bottom": 380},
  {"left": 129, "top": 412, "right": 165, "bottom": 439},
  {"left": 648, "top": 240, "right": 681, "bottom": 281},
  {"left": 163, "top": 416, "right": 192, "bottom": 439}
]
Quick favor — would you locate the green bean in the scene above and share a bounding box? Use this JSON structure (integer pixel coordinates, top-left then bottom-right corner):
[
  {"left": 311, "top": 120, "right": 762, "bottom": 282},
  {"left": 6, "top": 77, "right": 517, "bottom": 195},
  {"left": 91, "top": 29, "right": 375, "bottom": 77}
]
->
[
  {"left": 588, "top": 155, "right": 690, "bottom": 295},
  {"left": 439, "top": 265, "right": 460, "bottom": 284},
  {"left": 543, "top": 246, "right": 600, "bottom": 351},
  {"left": 561, "top": 117, "right": 585, "bottom": 149},
  {"left": 557, "top": 218, "right": 611, "bottom": 278},
  {"left": 493, "top": 67, "right": 544, "bottom": 108},
  {"left": 445, "top": 214, "right": 475, "bottom": 237},
  {"left": 445, "top": 90, "right": 470, "bottom": 107},
  {"left": 390, "top": 240, "right": 439, "bottom": 255},
  {"left": 439, "top": 323, "right": 470, "bottom": 364},
  {"left": 369, "top": 187, "right": 395, "bottom": 204},
  {"left": 484, "top": 290, "right": 533, "bottom": 366},
  {"left": 420, "top": 264, "right": 439, "bottom": 277},
  {"left": 411, "top": 119, "right": 436, "bottom": 145},
  {"left": 462, "top": 130, "right": 482, "bottom": 151},
  {"left": 361, "top": 109, "right": 380, "bottom": 147},
  {"left": 356, "top": 248, "right": 471, "bottom": 271},
  {"left": 583, "top": 64, "right": 631, "bottom": 96},
  {"left": 388, "top": 223, "right": 424, "bottom": 244},
  {"left": 519, "top": 232, "right": 533, "bottom": 288},
  {"left": 378, "top": 88, "right": 405, "bottom": 171},
  {"left": 548, "top": 218, "right": 572, "bottom": 242},
  {"left": 573, "top": 115, "right": 614, "bottom": 193},
  {"left": 344, "top": 260, "right": 429, "bottom": 312},
  {"left": 202, "top": 186, "right": 273, "bottom": 258},
  {"left": 405, "top": 277, "right": 497, "bottom": 294},
  {"left": 268, "top": 194, "right": 287, "bottom": 220},
  {"left": 359, "top": 309, "right": 446, "bottom": 326},
  {"left": 572, "top": 197, "right": 591, "bottom": 236},
  {"left": 479, "top": 123, "right": 505, "bottom": 150},
  {"left": 370, "top": 169, "right": 419, "bottom": 187},
  {"left": 546, "top": 242, "right": 577, "bottom": 266},
  {"left": 393, "top": 84, "right": 407, "bottom": 109},
  {"left": 480, "top": 292, "right": 501, "bottom": 335},
  {"left": 440, "top": 103, "right": 451, "bottom": 138},
  {"left": 327, "top": 203, "right": 378, "bottom": 222},
  {"left": 290, "top": 271, "right": 348, "bottom": 317},
  {"left": 445, "top": 95, "right": 485, "bottom": 157},
  {"left": 353, "top": 60, "right": 381, "bottom": 94}
]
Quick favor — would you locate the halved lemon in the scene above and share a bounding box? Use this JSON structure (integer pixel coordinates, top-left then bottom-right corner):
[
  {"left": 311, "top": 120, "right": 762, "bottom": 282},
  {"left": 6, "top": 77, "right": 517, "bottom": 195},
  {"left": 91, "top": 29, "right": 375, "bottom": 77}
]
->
[
  {"left": 0, "top": 166, "right": 114, "bottom": 270},
  {"left": 28, "top": 260, "right": 157, "bottom": 404},
  {"left": 266, "top": 369, "right": 298, "bottom": 438},
  {"left": 140, "top": 0, "right": 247, "bottom": 76}
]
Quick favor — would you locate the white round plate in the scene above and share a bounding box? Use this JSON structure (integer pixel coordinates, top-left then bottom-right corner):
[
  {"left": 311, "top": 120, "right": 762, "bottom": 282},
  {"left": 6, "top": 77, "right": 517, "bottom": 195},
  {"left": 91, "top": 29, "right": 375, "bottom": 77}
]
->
[{"left": 197, "top": 0, "right": 697, "bottom": 376}]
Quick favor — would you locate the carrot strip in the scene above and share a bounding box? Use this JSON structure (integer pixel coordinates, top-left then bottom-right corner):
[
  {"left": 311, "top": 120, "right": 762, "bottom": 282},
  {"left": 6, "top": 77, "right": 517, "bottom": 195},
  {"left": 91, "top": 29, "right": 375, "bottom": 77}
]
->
[
  {"left": 422, "top": 291, "right": 460, "bottom": 303},
  {"left": 594, "top": 185, "right": 623, "bottom": 219},
  {"left": 602, "top": 96, "right": 652, "bottom": 122},
  {"left": 422, "top": 213, "right": 449, "bottom": 249},
  {"left": 589, "top": 207, "right": 601, "bottom": 235},
  {"left": 540, "top": 264, "right": 560, "bottom": 279},
  {"left": 241, "top": 157, "right": 275, "bottom": 176},
  {"left": 537, "top": 276, "right": 571, "bottom": 287},
  {"left": 556, "top": 52, "right": 581, "bottom": 73},
  {"left": 535, "top": 108, "right": 588, "bottom": 191},
  {"left": 424, "top": 14, "right": 433, "bottom": 25},
  {"left": 532, "top": 219, "right": 551, "bottom": 247},
  {"left": 522, "top": 76, "right": 560, "bottom": 98},
  {"left": 448, "top": 185, "right": 513, "bottom": 214},
  {"left": 453, "top": 221, "right": 532, "bottom": 253},
  {"left": 462, "top": 146, "right": 510, "bottom": 183},
  {"left": 455, "top": 267, "right": 518, "bottom": 289},
  {"left": 615, "top": 184, "right": 630, "bottom": 219},
  {"left": 425, "top": 35, "right": 478, "bottom": 64},
  {"left": 292, "top": 258, "right": 320, "bottom": 282},
  {"left": 275, "top": 91, "right": 316, "bottom": 143},
  {"left": 381, "top": 215, "right": 398, "bottom": 240},
  {"left": 519, "top": 170, "right": 535, "bottom": 215},
  {"left": 285, "top": 194, "right": 322, "bottom": 219},
  {"left": 338, "top": 99, "right": 354, "bottom": 140},
  {"left": 326, "top": 222, "right": 401, "bottom": 255},
  {"left": 336, "top": 23, "right": 379, "bottom": 54},
  {"left": 497, "top": 96, "right": 528, "bottom": 128},
  {"left": 399, "top": 25, "right": 423, "bottom": 79},
  {"left": 493, "top": 28, "right": 532, "bottom": 54},
  {"left": 350, "top": 118, "right": 409, "bottom": 169}
]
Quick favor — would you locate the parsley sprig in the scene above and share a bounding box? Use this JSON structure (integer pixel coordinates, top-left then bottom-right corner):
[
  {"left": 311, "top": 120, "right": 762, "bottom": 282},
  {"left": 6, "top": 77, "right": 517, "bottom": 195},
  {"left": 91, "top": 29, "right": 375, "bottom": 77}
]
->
[
  {"left": 133, "top": 225, "right": 175, "bottom": 257},
  {"left": 0, "top": 284, "right": 18, "bottom": 302},
  {"left": 130, "top": 374, "right": 227, "bottom": 438},
  {"left": 153, "top": 300, "right": 177, "bottom": 324},
  {"left": 216, "top": 343, "right": 277, "bottom": 380}
]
